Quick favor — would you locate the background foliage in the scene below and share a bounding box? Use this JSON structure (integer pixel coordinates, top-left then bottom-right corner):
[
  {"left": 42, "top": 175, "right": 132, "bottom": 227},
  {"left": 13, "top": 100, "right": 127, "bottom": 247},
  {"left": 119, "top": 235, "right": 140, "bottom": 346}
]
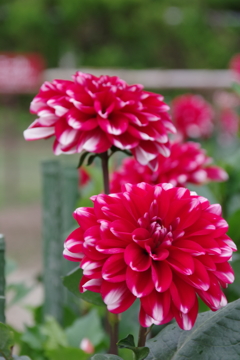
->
[{"left": 0, "top": 0, "right": 240, "bottom": 69}]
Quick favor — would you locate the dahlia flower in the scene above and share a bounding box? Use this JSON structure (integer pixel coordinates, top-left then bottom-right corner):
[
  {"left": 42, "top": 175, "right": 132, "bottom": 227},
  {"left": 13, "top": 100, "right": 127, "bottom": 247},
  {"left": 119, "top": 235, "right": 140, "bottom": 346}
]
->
[
  {"left": 63, "top": 182, "right": 236, "bottom": 330},
  {"left": 24, "top": 72, "right": 175, "bottom": 169},
  {"left": 110, "top": 141, "right": 228, "bottom": 193},
  {"left": 172, "top": 94, "right": 214, "bottom": 140},
  {"left": 229, "top": 53, "right": 240, "bottom": 82}
]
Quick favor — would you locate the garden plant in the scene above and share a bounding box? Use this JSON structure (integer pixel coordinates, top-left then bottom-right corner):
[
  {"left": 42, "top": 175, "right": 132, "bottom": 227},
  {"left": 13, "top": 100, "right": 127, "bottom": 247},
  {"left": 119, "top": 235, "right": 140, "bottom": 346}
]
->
[{"left": 1, "top": 69, "right": 240, "bottom": 360}]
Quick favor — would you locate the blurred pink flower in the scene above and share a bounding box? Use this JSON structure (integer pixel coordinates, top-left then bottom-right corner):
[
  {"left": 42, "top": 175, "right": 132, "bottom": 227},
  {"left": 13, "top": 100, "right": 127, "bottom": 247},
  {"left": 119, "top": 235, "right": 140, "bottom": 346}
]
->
[
  {"left": 229, "top": 53, "right": 240, "bottom": 82},
  {"left": 80, "top": 338, "right": 95, "bottom": 354},
  {"left": 78, "top": 167, "right": 91, "bottom": 187},
  {"left": 172, "top": 94, "right": 214, "bottom": 140},
  {"left": 219, "top": 108, "right": 239, "bottom": 137},
  {"left": 24, "top": 72, "right": 176, "bottom": 169},
  {"left": 110, "top": 141, "right": 228, "bottom": 193},
  {"left": 63, "top": 182, "right": 236, "bottom": 330}
]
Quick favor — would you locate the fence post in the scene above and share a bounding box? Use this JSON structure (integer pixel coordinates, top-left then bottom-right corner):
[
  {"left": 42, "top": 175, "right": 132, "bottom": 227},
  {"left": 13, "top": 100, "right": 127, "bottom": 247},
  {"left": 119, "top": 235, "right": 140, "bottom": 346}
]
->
[
  {"left": 61, "top": 166, "right": 79, "bottom": 307},
  {"left": 0, "top": 234, "right": 5, "bottom": 323},
  {"left": 42, "top": 160, "right": 64, "bottom": 324}
]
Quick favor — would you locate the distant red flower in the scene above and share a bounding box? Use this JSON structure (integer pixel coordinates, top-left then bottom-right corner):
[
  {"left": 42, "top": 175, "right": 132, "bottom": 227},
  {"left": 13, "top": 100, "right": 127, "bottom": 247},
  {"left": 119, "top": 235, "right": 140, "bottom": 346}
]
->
[
  {"left": 63, "top": 183, "right": 236, "bottom": 330},
  {"left": 24, "top": 72, "right": 176, "bottom": 169},
  {"left": 79, "top": 167, "right": 91, "bottom": 187},
  {"left": 229, "top": 53, "right": 240, "bottom": 82},
  {"left": 172, "top": 94, "right": 214, "bottom": 139},
  {"left": 110, "top": 141, "right": 228, "bottom": 193},
  {"left": 219, "top": 108, "right": 239, "bottom": 138}
]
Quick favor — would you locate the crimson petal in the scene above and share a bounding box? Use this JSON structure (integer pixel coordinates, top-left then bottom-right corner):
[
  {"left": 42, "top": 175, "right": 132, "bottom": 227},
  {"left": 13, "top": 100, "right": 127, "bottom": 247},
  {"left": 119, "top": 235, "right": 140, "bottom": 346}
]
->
[
  {"left": 102, "top": 254, "right": 127, "bottom": 282},
  {"left": 101, "top": 281, "right": 136, "bottom": 313},
  {"left": 124, "top": 243, "right": 152, "bottom": 272},
  {"left": 126, "top": 267, "right": 154, "bottom": 297}
]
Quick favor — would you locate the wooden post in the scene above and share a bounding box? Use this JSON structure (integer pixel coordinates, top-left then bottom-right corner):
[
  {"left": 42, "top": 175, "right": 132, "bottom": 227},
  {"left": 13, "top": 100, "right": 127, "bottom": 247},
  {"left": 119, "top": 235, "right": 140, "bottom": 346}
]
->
[
  {"left": 0, "top": 234, "right": 5, "bottom": 323},
  {"left": 42, "top": 160, "right": 64, "bottom": 324}
]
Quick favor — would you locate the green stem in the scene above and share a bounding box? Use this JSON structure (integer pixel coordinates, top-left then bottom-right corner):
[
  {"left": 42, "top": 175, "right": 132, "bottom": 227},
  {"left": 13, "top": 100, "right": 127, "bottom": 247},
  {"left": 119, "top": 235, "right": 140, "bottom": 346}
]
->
[
  {"left": 100, "top": 151, "right": 110, "bottom": 195},
  {"left": 100, "top": 151, "right": 119, "bottom": 355},
  {"left": 107, "top": 312, "right": 119, "bottom": 355},
  {"left": 138, "top": 325, "right": 148, "bottom": 347}
]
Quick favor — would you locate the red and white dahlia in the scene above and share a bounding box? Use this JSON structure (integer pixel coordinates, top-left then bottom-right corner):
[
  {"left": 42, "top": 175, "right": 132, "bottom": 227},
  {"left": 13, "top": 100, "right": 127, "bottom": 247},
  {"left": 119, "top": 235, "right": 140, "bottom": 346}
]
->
[
  {"left": 172, "top": 94, "right": 214, "bottom": 140},
  {"left": 110, "top": 141, "right": 228, "bottom": 193},
  {"left": 24, "top": 72, "right": 175, "bottom": 169},
  {"left": 63, "top": 182, "right": 236, "bottom": 330}
]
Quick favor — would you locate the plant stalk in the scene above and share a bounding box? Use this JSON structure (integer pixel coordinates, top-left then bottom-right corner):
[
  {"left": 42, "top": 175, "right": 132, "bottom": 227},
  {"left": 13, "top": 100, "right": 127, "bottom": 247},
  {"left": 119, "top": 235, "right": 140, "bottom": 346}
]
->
[
  {"left": 100, "top": 150, "right": 119, "bottom": 355},
  {"left": 101, "top": 151, "right": 110, "bottom": 195},
  {"left": 138, "top": 325, "right": 148, "bottom": 347}
]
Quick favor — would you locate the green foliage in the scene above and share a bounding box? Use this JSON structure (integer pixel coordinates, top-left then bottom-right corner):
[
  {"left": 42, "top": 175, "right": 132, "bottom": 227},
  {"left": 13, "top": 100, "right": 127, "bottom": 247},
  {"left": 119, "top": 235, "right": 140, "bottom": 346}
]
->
[
  {"left": 45, "top": 348, "right": 89, "bottom": 360},
  {"left": 117, "top": 334, "right": 149, "bottom": 360},
  {"left": 0, "top": 0, "right": 239, "bottom": 69},
  {"left": 65, "top": 309, "right": 106, "bottom": 347},
  {"left": 0, "top": 322, "right": 14, "bottom": 360},
  {"left": 62, "top": 267, "right": 105, "bottom": 306},
  {"left": 146, "top": 299, "right": 240, "bottom": 360}
]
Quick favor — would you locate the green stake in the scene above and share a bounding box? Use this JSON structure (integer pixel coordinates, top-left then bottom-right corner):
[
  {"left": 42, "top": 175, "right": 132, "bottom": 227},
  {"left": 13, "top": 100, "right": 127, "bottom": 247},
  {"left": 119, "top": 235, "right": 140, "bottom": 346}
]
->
[
  {"left": 61, "top": 166, "right": 79, "bottom": 309},
  {"left": 42, "top": 160, "right": 64, "bottom": 324},
  {"left": 0, "top": 234, "right": 5, "bottom": 323}
]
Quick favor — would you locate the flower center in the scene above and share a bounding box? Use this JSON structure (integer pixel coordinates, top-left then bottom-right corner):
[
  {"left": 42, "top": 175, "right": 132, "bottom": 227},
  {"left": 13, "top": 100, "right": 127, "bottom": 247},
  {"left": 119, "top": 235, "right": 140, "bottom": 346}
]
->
[{"left": 148, "top": 216, "right": 168, "bottom": 248}]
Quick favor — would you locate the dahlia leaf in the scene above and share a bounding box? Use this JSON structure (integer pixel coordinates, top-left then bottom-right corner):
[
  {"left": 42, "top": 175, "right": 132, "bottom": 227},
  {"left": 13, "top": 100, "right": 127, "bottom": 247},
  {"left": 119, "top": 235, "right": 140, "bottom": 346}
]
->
[
  {"left": 87, "top": 154, "right": 99, "bottom": 166},
  {"left": 77, "top": 151, "right": 90, "bottom": 168},
  {"left": 0, "top": 322, "right": 14, "bottom": 360},
  {"left": 109, "top": 146, "right": 132, "bottom": 158},
  {"left": 91, "top": 355, "right": 123, "bottom": 360},
  {"left": 117, "top": 334, "right": 150, "bottom": 360},
  {"left": 146, "top": 298, "right": 240, "bottom": 360},
  {"left": 117, "top": 334, "right": 135, "bottom": 348},
  {"left": 62, "top": 267, "right": 104, "bottom": 306}
]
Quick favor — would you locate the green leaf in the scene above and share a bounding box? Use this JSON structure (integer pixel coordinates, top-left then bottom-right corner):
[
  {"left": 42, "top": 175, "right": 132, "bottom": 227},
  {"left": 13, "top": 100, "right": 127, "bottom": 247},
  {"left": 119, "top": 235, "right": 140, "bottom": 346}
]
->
[
  {"left": 0, "top": 322, "right": 14, "bottom": 360},
  {"left": 62, "top": 267, "right": 104, "bottom": 306},
  {"left": 87, "top": 154, "right": 99, "bottom": 166},
  {"left": 77, "top": 151, "right": 90, "bottom": 168},
  {"left": 65, "top": 309, "right": 106, "bottom": 348},
  {"left": 91, "top": 355, "right": 124, "bottom": 360},
  {"left": 227, "top": 209, "right": 240, "bottom": 245},
  {"left": 109, "top": 146, "right": 132, "bottom": 158},
  {"left": 119, "top": 301, "right": 140, "bottom": 343},
  {"left": 146, "top": 298, "right": 240, "bottom": 360},
  {"left": 21, "top": 325, "right": 46, "bottom": 350},
  {"left": 13, "top": 357, "right": 32, "bottom": 360},
  {"left": 117, "top": 335, "right": 149, "bottom": 360},
  {"left": 46, "top": 347, "right": 89, "bottom": 360},
  {"left": 42, "top": 316, "right": 68, "bottom": 350},
  {"left": 232, "top": 82, "right": 240, "bottom": 96},
  {"left": 117, "top": 334, "right": 135, "bottom": 348}
]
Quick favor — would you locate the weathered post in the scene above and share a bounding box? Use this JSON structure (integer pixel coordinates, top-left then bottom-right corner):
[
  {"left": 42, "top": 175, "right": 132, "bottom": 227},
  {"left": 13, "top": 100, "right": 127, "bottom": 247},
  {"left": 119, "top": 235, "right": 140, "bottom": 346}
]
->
[
  {"left": 61, "top": 166, "right": 79, "bottom": 307},
  {"left": 0, "top": 234, "right": 5, "bottom": 323},
  {"left": 42, "top": 160, "right": 64, "bottom": 324}
]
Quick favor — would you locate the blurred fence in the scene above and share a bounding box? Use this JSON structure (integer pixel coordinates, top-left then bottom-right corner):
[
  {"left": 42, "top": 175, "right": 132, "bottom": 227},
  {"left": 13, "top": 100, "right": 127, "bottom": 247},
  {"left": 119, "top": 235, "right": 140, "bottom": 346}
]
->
[{"left": 44, "top": 68, "right": 235, "bottom": 89}]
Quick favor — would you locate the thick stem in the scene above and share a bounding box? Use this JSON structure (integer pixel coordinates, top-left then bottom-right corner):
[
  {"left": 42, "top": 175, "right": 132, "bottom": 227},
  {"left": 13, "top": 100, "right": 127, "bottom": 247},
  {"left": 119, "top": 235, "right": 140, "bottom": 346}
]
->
[
  {"left": 100, "top": 151, "right": 119, "bottom": 354},
  {"left": 101, "top": 151, "right": 110, "bottom": 195},
  {"left": 138, "top": 325, "right": 148, "bottom": 347},
  {"left": 107, "top": 312, "right": 119, "bottom": 355}
]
